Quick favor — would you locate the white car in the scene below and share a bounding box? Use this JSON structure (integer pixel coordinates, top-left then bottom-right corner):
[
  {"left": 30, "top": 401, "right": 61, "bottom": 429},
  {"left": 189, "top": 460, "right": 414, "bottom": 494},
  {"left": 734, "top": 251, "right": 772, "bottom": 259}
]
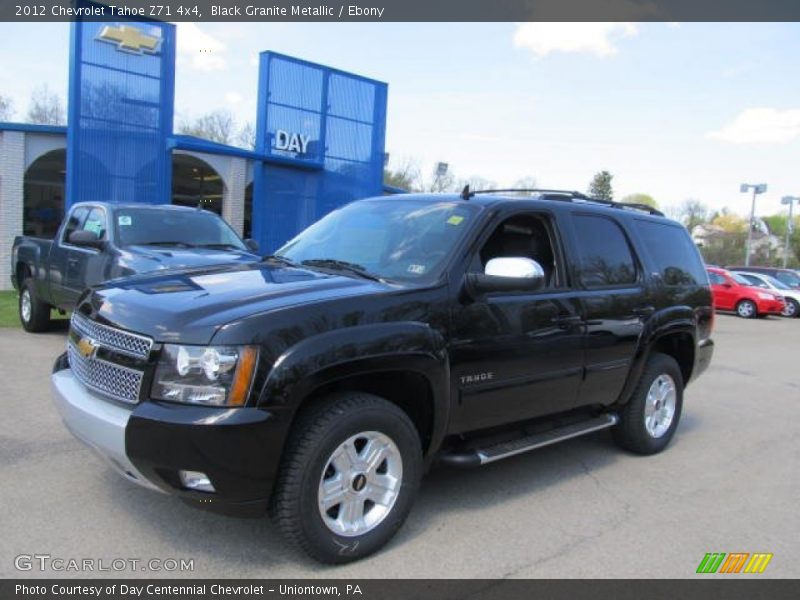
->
[{"left": 737, "top": 271, "right": 800, "bottom": 318}]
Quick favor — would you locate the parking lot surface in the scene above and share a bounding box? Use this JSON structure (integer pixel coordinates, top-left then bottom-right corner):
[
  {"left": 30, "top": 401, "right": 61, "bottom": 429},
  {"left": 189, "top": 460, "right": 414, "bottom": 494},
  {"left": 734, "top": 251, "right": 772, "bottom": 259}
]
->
[{"left": 1, "top": 315, "right": 798, "bottom": 578}]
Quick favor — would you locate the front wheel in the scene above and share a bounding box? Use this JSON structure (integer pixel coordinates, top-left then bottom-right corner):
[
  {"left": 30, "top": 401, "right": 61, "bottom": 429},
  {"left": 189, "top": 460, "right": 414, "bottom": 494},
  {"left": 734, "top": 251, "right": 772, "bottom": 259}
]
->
[
  {"left": 782, "top": 298, "right": 799, "bottom": 318},
  {"left": 613, "top": 352, "right": 683, "bottom": 455},
  {"left": 270, "top": 392, "right": 422, "bottom": 564},
  {"left": 19, "top": 279, "right": 51, "bottom": 333},
  {"left": 735, "top": 299, "right": 757, "bottom": 319}
]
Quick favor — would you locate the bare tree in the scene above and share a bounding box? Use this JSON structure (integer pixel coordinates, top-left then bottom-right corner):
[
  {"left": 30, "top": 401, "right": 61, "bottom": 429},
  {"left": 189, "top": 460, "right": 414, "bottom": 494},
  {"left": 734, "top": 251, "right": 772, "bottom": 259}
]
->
[
  {"left": 509, "top": 176, "right": 539, "bottom": 195},
  {"left": 235, "top": 121, "right": 256, "bottom": 150},
  {"left": 457, "top": 176, "right": 497, "bottom": 193},
  {"left": 384, "top": 156, "right": 421, "bottom": 191},
  {"left": 178, "top": 109, "right": 237, "bottom": 145},
  {"left": 676, "top": 199, "right": 709, "bottom": 233},
  {"left": 427, "top": 162, "right": 455, "bottom": 193},
  {"left": 27, "top": 85, "right": 65, "bottom": 125},
  {"left": 0, "top": 94, "right": 13, "bottom": 121}
]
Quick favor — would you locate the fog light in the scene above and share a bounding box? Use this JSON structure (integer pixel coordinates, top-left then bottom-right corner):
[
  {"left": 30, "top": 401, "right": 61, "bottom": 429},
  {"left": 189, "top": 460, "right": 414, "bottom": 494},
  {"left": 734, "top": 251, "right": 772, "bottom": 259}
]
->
[{"left": 179, "top": 470, "right": 215, "bottom": 492}]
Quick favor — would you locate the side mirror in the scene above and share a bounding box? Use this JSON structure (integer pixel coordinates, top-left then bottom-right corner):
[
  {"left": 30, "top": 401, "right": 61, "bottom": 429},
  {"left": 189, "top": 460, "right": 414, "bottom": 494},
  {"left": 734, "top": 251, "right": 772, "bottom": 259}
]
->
[
  {"left": 464, "top": 257, "right": 545, "bottom": 298},
  {"left": 245, "top": 238, "right": 259, "bottom": 252},
  {"left": 68, "top": 230, "right": 104, "bottom": 249}
]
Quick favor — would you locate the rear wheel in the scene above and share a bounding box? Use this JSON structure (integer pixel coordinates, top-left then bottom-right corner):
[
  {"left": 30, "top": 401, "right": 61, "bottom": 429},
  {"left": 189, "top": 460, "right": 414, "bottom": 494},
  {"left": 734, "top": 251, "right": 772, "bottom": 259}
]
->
[
  {"left": 735, "top": 299, "right": 757, "bottom": 319},
  {"left": 19, "top": 279, "right": 51, "bottom": 333},
  {"left": 270, "top": 392, "right": 422, "bottom": 564},
  {"left": 782, "top": 298, "right": 799, "bottom": 318},
  {"left": 613, "top": 352, "right": 683, "bottom": 455}
]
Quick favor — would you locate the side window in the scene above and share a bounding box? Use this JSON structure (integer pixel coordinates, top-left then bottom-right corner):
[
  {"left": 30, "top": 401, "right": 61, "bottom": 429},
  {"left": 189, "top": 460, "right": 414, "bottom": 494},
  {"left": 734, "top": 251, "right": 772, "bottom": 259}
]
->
[
  {"left": 82, "top": 208, "right": 107, "bottom": 240},
  {"left": 572, "top": 215, "right": 637, "bottom": 288},
  {"left": 634, "top": 220, "right": 707, "bottom": 286},
  {"left": 473, "top": 213, "right": 561, "bottom": 288},
  {"left": 62, "top": 207, "right": 90, "bottom": 244},
  {"left": 708, "top": 272, "right": 725, "bottom": 285}
]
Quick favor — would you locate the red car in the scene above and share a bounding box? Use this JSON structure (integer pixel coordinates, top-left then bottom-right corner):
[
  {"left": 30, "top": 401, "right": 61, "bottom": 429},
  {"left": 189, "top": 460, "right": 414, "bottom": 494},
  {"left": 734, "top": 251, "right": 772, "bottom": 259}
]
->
[{"left": 707, "top": 267, "right": 785, "bottom": 318}]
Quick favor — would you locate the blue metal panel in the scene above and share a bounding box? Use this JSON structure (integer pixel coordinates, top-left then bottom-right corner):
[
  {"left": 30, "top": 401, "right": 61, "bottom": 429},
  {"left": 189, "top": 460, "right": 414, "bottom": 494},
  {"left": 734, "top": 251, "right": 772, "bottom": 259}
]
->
[
  {"left": 252, "top": 52, "right": 388, "bottom": 252},
  {"left": 67, "top": 8, "right": 175, "bottom": 208}
]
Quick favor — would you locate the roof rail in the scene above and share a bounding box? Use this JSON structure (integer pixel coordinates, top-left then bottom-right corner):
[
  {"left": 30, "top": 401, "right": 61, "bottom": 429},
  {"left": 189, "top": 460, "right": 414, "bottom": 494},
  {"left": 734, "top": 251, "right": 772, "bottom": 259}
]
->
[{"left": 460, "top": 186, "right": 664, "bottom": 216}]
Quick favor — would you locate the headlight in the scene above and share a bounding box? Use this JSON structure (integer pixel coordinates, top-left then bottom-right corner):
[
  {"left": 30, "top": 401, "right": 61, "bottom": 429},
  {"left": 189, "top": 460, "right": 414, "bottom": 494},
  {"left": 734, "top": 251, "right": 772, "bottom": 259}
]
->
[
  {"left": 756, "top": 292, "right": 774, "bottom": 300},
  {"left": 152, "top": 344, "right": 258, "bottom": 406}
]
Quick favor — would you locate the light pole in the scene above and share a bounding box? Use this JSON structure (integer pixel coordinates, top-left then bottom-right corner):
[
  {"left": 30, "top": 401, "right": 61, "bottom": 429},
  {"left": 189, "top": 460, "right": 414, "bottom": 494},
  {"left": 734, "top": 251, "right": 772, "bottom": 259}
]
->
[
  {"left": 740, "top": 183, "right": 768, "bottom": 266},
  {"left": 781, "top": 196, "right": 798, "bottom": 269}
]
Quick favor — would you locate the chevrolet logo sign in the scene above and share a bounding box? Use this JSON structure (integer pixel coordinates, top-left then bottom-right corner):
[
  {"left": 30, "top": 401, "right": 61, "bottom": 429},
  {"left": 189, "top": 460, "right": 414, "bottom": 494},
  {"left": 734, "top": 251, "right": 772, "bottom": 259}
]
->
[
  {"left": 97, "top": 25, "right": 161, "bottom": 55},
  {"left": 76, "top": 337, "right": 99, "bottom": 359}
]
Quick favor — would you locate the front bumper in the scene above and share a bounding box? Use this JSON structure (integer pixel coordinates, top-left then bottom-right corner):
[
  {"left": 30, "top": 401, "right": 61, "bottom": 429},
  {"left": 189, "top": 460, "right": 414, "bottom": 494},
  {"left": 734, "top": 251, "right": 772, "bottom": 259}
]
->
[
  {"left": 51, "top": 357, "right": 291, "bottom": 517},
  {"left": 757, "top": 298, "right": 785, "bottom": 314},
  {"left": 51, "top": 367, "right": 162, "bottom": 492}
]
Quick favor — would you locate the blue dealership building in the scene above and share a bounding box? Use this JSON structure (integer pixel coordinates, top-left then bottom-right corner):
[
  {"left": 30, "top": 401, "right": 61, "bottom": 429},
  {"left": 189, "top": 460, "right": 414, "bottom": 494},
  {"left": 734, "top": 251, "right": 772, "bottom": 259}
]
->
[{"left": 0, "top": 18, "right": 394, "bottom": 290}]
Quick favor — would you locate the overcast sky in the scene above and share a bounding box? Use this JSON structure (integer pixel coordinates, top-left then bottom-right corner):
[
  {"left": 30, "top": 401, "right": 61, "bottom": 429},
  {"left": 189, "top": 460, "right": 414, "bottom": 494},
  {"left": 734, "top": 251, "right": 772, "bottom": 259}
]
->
[{"left": 1, "top": 21, "right": 799, "bottom": 216}]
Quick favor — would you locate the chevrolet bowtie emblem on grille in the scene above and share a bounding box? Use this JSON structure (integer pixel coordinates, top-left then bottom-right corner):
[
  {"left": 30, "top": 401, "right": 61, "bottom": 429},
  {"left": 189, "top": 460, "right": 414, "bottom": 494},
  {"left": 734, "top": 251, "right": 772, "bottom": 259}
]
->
[
  {"left": 97, "top": 25, "right": 161, "bottom": 55},
  {"left": 77, "top": 336, "right": 99, "bottom": 359}
]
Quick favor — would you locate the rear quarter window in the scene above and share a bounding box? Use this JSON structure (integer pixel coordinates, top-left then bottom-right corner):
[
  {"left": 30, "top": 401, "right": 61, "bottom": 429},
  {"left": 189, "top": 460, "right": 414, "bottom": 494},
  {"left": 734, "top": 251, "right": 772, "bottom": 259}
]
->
[{"left": 635, "top": 219, "right": 708, "bottom": 286}]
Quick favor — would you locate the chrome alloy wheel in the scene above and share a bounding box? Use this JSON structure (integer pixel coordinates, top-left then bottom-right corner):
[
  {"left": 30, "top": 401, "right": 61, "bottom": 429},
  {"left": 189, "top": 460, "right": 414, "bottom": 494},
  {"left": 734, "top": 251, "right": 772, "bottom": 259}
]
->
[
  {"left": 20, "top": 289, "right": 32, "bottom": 323},
  {"left": 644, "top": 374, "right": 677, "bottom": 438},
  {"left": 737, "top": 301, "right": 755, "bottom": 318},
  {"left": 318, "top": 431, "right": 402, "bottom": 537},
  {"left": 783, "top": 300, "right": 798, "bottom": 317}
]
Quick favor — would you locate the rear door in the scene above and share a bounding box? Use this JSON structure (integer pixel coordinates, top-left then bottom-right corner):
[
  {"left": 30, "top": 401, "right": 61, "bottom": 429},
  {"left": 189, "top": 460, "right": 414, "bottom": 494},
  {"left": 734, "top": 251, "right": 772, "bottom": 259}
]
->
[
  {"left": 567, "top": 213, "right": 649, "bottom": 408},
  {"left": 709, "top": 271, "right": 735, "bottom": 310}
]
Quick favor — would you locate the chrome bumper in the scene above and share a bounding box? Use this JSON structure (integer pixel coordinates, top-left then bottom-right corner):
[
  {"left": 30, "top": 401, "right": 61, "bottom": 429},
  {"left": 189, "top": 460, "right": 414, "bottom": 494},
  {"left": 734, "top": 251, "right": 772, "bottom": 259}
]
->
[{"left": 51, "top": 368, "right": 163, "bottom": 493}]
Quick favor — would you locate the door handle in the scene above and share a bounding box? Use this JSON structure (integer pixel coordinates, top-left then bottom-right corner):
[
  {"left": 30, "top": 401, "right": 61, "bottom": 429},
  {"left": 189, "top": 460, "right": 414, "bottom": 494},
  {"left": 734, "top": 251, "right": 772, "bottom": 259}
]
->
[{"left": 633, "top": 305, "right": 655, "bottom": 318}]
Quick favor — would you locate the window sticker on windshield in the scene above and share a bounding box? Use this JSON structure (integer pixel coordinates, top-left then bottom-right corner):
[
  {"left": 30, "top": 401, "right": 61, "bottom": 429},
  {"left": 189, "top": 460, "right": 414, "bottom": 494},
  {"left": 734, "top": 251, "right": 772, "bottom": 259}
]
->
[
  {"left": 118, "top": 215, "right": 132, "bottom": 226},
  {"left": 408, "top": 264, "right": 426, "bottom": 275},
  {"left": 446, "top": 215, "right": 464, "bottom": 226}
]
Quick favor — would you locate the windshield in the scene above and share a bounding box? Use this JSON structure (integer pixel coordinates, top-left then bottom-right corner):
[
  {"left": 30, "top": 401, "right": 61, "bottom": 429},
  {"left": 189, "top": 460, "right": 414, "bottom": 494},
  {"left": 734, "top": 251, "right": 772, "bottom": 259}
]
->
[
  {"left": 114, "top": 208, "right": 247, "bottom": 250},
  {"left": 276, "top": 199, "right": 480, "bottom": 282},
  {"left": 762, "top": 274, "right": 791, "bottom": 290},
  {"left": 774, "top": 270, "right": 800, "bottom": 287},
  {"left": 731, "top": 273, "right": 752, "bottom": 285}
]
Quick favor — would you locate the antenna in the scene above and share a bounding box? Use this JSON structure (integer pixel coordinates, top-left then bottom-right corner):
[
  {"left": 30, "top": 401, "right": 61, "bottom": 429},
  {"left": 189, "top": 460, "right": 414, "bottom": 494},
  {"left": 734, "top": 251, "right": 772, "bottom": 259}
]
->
[{"left": 460, "top": 184, "right": 471, "bottom": 200}]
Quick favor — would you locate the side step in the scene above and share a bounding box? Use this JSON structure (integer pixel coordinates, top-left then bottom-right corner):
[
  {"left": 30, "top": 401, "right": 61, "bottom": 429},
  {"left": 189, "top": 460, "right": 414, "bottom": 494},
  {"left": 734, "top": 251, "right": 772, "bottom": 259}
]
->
[{"left": 439, "top": 413, "right": 619, "bottom": 467}]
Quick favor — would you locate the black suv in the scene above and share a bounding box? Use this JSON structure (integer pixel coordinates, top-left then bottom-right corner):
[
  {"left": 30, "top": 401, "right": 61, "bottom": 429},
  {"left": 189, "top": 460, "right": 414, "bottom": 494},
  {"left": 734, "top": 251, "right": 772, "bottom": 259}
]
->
[{"left": 51, "top": 191, "right": 714, "bottom": 563}]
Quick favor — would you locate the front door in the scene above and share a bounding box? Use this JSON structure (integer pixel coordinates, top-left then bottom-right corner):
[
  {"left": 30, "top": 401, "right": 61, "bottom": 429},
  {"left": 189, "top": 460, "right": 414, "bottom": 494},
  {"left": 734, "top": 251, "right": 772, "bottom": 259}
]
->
[{"left": 449, "top": 211, "right": 585, "bottom": 433}]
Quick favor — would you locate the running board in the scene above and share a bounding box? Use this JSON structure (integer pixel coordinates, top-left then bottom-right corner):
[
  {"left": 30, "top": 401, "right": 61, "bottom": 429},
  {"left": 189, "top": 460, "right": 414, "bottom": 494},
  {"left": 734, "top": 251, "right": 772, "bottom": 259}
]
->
[{"left": 439, "top": 414, "right": 619, "bottom": 467}]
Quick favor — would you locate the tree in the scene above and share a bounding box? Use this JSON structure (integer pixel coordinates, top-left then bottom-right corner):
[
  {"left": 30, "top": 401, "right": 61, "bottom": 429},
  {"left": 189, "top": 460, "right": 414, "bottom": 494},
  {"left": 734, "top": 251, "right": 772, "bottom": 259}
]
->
[
  {"left": 711, "top": 211, "right": 747, "bottom": 233},
  {"left": 383, "top": 157, "right": 421, "bottom": 191},
  {"left": 588, "top": 170, "right": 613, "bottom": 201},
  {"left": 27, "top": 85, "right": 65, "bottom": 125},
  {"left": 0, "top": 94, "right": 13, "bottom": 121},
  {"left": 675, "top": 199, "right": 709, "bottom": 233},
  {"left": 178, "top": 109, "right": 236, "bottom": 144},
  {"left": 509, "top": 176, "right": 538, "bottom": 195},
  {"left": 622, "top": 193, "right": 657, "bottom": 209},
  {"left": 457, "top": 176, "right": 497, "bottom": 193},
  {"left": 236, "top": 121, "right": 256, "bottom": 150}
]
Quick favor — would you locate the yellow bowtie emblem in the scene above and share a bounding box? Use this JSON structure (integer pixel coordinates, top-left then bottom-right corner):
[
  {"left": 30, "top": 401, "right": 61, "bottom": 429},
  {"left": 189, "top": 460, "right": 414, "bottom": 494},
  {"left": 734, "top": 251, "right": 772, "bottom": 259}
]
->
[{"left": 97, "top": 25, "right": 161, "bottom": 55}]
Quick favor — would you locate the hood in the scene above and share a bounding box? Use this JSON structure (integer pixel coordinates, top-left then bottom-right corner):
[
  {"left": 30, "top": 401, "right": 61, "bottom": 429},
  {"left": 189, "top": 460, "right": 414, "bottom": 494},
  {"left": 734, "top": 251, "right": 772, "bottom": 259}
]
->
[
  {"left": 86, "top": 262, "right": 393, "bottom": 344},
  {"left": 120, "top": 245, "right": 259, "bottom": 272}
]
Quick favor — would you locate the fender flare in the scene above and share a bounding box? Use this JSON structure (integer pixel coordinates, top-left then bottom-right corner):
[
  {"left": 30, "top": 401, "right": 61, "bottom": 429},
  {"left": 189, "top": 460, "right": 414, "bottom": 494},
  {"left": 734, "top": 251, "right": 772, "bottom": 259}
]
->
[
  {"left": 616, "top": 306, "right": 696, "bottom": 405},
  {"left": 259, "top": 321, "right": 450, "bottom": 458}
]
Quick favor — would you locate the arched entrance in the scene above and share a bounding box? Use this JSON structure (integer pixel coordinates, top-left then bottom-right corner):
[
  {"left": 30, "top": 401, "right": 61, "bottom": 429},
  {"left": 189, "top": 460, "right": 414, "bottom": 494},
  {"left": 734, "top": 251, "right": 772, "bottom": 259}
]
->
[
  {"left": 23, "top": 149, "right": 66, "bottom": 238},
  {"left": 172, "top": 154, "right": 224, "bottom": 215}
]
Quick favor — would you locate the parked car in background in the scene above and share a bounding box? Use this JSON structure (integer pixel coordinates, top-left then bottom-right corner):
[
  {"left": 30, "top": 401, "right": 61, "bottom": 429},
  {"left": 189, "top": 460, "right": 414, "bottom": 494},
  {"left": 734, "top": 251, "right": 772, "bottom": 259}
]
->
[
  {"left": 727, "top": 266, "right": 800, "bottom": 290},
  {"left": 11, "top": 203, "right": 260, "bottom": 332},
  {"left": 735, "top": 272, "right": 800, "bottom": 318},
  {"left": 707, "top": 267, "right": 785, "bottom": 318}
]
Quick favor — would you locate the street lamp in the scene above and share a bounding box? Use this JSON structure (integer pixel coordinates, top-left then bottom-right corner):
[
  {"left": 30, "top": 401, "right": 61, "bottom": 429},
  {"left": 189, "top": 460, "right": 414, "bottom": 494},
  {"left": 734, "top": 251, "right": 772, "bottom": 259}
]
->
[
  {"left": 740, "top": 183, "right": 768, "bottom": 266},
  {"left": 781, "top": 196, "right": 799, "bottom": 269}
]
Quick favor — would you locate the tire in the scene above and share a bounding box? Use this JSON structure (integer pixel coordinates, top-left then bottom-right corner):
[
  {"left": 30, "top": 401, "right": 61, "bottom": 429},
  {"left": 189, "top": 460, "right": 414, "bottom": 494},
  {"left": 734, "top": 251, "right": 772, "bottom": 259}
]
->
[
  {"left": 782, "top": 298, "right": 799, "bottom": 318},
  {"left": 613, "top": 352, "right": 683, "bottom": 455},
  {"left": 270, "top": 392, "right": 422, "bottom": 564},
  {"left": 19, "top": 279, "right": 51, "bottom": 333},
  {"left": 735, "top": 299, "right": 757, "bottom": 319}
]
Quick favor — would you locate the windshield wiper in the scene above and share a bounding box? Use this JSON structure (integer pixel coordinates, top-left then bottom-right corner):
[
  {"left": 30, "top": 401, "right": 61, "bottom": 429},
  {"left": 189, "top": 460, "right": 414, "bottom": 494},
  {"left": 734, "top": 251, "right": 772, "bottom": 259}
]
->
[
  {"left": 140, "top": 241, "right": 195, "bottom": 248},
  {"left": 198, "top": 243, "right": 244, "bottom": 250},
  {"left": 300, "top": 259, "right": 384, "bottom": 282},
  {"left": 261, "top": 254, "right": 298, "bottom": 267}
]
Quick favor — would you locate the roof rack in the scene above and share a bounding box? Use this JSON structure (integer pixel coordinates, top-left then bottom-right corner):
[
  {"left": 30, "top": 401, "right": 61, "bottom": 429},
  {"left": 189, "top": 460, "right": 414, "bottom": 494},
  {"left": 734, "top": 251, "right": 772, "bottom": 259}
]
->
[{"left": 459, "top": 185, "right": 664, "bottom": 216}]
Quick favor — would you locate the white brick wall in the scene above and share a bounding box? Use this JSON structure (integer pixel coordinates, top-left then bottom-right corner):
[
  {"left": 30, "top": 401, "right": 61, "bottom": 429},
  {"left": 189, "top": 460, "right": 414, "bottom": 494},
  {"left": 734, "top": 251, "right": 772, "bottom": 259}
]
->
[
  {"left": 222, "top": 156, "right": 247, "bottom": 236},
  {"left": 0, "top": 131, "right": 25, "bottom": 291}
]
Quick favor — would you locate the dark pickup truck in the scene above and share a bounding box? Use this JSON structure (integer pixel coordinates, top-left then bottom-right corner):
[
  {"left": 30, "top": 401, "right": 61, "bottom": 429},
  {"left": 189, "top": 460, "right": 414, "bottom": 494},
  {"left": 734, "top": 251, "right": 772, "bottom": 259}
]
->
[
  {"left": 51, "top": 190, "right": 714, "bottom": 564},
  {"left": 12, "top": 202, "right": 259, "bottom": 332}
]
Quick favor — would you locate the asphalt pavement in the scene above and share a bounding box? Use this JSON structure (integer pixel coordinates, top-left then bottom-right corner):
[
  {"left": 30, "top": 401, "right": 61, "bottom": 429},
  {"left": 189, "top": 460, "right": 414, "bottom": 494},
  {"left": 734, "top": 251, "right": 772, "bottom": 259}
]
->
[{"left": 1, "top": 315, "right": 797, "bottom": 578}]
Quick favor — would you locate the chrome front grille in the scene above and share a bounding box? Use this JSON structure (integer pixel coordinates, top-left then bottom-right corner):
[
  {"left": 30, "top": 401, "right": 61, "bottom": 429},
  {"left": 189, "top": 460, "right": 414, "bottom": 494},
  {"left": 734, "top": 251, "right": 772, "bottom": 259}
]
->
[
  {"left": 71, "top": 312, "right": 153, "bottom": 359},
  {"left": 68, "top": 314, "right": 153, "bottom": 404}
]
